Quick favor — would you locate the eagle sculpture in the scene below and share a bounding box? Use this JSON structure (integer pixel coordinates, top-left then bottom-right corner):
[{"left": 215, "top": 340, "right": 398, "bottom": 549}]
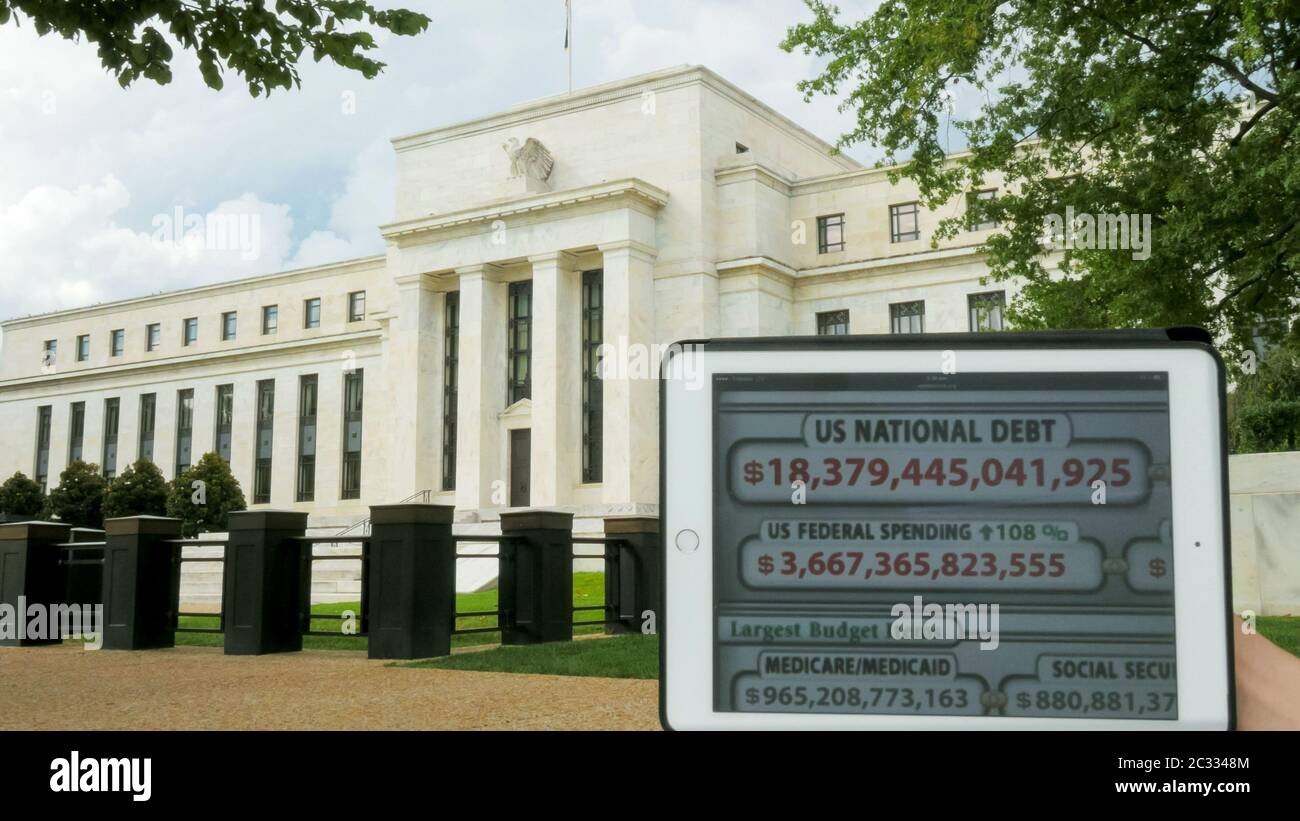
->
[{"left": 503, "top": 137, "right": 555, "bottom": 183}]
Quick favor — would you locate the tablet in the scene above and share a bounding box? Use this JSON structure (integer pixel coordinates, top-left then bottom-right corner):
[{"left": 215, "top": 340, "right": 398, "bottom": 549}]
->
[{"left": 660, "top": 329, "right": 1233, "bottom": 730}]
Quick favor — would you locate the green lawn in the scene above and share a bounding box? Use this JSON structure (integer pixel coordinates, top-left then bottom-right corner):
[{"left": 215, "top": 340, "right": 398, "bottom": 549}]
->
[
  {"left": 402, "top": 633, "right": 659, "bottom": 679},
  {"left": 1258, "top": 616, "right": 1300, "bottom": 658},
  {"left": 175, "top": 571, "right": 613, "bottom": 651}
]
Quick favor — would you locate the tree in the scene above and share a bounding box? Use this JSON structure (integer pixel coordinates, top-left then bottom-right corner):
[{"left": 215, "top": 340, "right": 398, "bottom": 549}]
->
[
  {"left": 0, "top": 471, "right": 45, "bottom": 517},
  {"left": 783, "top": 1, "right": 1300, "bottom": 364},
  {"left": 46, "top": 460, "right": 108, "bottom": 528},
  {"left": 0, "top": 0, "right": 430, "bottom": 96},
  {"left": 102, "top": 459, "right": 170, "bottom": 520},
  {"left": 1230, "top": 334, "right": 1300, "bottom": 453},
  {"left": 166, "top": 452, "right": 247, "bottom": 537}
]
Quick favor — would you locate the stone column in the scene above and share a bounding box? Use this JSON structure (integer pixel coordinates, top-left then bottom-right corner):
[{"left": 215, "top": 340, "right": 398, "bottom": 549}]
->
[
  {"left": 455, "top": 264, "right": 508, "bottom": 513},
  {"left": 529, "top": 251, "right": 581, "bottom": 507},
  {"left": 389, "top": 272, "right": 448, "bottom": 499},
  {"left": 598, "top": 240, "right": 659, "bottom": 507}
]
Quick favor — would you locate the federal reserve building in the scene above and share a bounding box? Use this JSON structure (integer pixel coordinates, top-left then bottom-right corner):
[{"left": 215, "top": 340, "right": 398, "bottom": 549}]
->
[{"left": 0, "top": 65, "right": 1011, "bottom": 534}]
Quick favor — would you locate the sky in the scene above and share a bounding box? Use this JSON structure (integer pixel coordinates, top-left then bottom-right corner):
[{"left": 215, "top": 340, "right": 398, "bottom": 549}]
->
[{"left": 0, "top": 0, "right": 886, "bottom": 323}]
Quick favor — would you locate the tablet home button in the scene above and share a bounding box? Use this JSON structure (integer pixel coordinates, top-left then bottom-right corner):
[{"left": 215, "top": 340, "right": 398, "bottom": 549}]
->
[{"left": 675, "top": 529, "right": 700, "bottom": 553}]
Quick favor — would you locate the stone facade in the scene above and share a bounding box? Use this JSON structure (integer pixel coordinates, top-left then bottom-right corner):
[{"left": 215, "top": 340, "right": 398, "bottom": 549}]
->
[{"left": 0, "top": 65, "right": 1017, "bottom": 530}]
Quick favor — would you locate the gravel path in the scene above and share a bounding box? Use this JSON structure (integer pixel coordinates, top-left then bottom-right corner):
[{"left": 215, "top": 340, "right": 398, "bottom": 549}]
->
[{"left": 0, "top": 644, "right": 660, "bottom": 730}]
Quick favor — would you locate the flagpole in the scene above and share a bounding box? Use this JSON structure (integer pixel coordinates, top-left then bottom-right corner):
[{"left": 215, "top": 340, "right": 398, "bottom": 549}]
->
[{"left": 566, "top": 0, "right": 573, "bottom": 94}]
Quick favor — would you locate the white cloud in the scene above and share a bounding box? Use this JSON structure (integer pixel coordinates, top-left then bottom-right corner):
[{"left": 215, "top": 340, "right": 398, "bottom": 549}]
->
[
  {"left": 0, "top": 178, "right": 297, "bottom": 319},
  {"left": 0, "top": 0, "right": 887, "bottom": 324}
]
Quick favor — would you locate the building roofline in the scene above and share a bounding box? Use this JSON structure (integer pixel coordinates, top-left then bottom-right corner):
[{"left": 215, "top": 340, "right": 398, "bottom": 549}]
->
[
  {"left": 390, "top": 64, "right": 861, "bottom": 172},
  {"left": 1, "top": 254, "right": 388, "bottom": 330},
  {"left": 380, "top": 177, "right": 668, "bottom": 240}
]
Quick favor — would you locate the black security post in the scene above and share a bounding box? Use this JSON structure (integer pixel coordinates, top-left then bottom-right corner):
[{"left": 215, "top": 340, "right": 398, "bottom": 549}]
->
[
  {"left": 366, "top": 503, "right": 456, "bottom": 659},
  {"left": 101, "top": 515, "right": 184, "bottom": 650},
  {"left": 223, "top": 510, "right": 308, "bottom": 655},
  {"left": 498, "top": 510, "right": 574, "bottom": 645},
  {"left": 602, "top": 516, "right": 661, "bottom": 635},
  {"left": 63, "top": 528, "right": 105, "bottom": 608},
  {"left": 0, "top": 521, "right": 72, "bottom": 646}
]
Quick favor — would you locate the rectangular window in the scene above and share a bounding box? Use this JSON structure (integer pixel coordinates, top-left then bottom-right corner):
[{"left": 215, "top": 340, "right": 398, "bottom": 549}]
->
[
  {"left": 341, "top": 369, "right": 364, "bottom": 500},
  {"left": 582, "top": 269, "right": 603, "bottom": 483},
  {"left": 254, "top": 379, "right": 275, "bottom": 504},
  {"left": 890, "top": 300, "right": 926, "bottom": 334},
  {"left": 182, "top": 317, "right": 198, "bottom": 346},
  {"left": 35, "top": 406, "right": 52, "bottom": 492},
  {"left": 175, "top": 389, "right": 194, "bottom": 478},
  {"left": 146, "top": 323, "right": 161, "bottom": 351},
  {"left": 968, "top": 188, "right": 999, "bottom": 231},
  {"left": 68, "top": 401, "right": 85, "bottom": 463},
  {"left": 110, "top": 329, "right": 125, "bottom": 358},
  {"left": 262, "top": 305, "right": 278, "bottom": 335},
  {"left": 507, "top": 281, "right": 532, "bottom": 404},
  {"left": 348, "top": 291, "right": 366, "bottom": 322},
  {"left": 816, "top": 309, "right": 850, "bottom": 336},
  {"left": 889, "top": 202, "right": 921, "bottom": 243},
  {"left": 304, "top": 298, "right": 321, "bottom": 329},
  {"left": 76, "top": 334, "right": 90, "bottom": 362},
  {"left": 42, "top": 340, "right": 57, "bottom": 370},
  {"left": 214, "top": 384, "right": 234, "bottom": 463},
  {"left": 968, "top": 290, "right": 1007, "bottom": 332},
  {"left": 817, "top": 213, "right": 846, "bottom": 253},
  {"left": 138, "top": 393, "right": 156, "bottom": 462},
  {"left": 441, "top": 292, "right": 459, "bottom": 491},
  {"left": 222, "top": 311, "right": 237, "bottom": 341},
  {"left": 102, "top": 398, "right": 120, "bottom": 479},
  {"left": 296, "top": 375, "right": 318, "bottom": 502}
]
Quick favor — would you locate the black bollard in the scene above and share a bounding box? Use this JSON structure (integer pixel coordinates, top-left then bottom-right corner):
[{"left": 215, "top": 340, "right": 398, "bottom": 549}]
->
[
  {"left": 602, "top": 516, "right": 661, "bottom": 635},
  {"left": 101, "top": 516, "right": 183, "bottom": 650},
  {"left": 0, "top": 521, "right": 72, "bottom": 646},
  {"left": 498, "top": 510, "right": 574, "bottom": 645},
  {"left": 223, "top": 510, "right": 308, "bottom": 655},
  {"left": 366, "top": 503, "right": 456, "bottom": 659}
]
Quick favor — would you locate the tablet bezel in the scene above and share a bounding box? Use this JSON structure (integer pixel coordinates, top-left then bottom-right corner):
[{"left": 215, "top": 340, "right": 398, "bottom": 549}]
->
[{"left": 660, "top": 334, "right": 1233, "bottom": 730}]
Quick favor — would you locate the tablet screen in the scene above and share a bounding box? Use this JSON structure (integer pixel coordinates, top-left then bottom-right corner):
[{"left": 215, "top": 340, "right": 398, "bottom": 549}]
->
[{"left": 712, "top": 371, "right": 1177, "bottom": 719}]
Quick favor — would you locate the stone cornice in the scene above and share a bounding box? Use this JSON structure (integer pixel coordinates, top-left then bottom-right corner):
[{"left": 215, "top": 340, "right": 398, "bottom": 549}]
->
[
  {"left": 391, "top": 65, "right": 859, "bottom": 172},
  {"left": 795, "top": 244, "right": 987, "bottom": 279},
  {"left": 380, "top": 179, "right": 669, "bottom": 242},
  {"left": 1, "top": 255, "right": 387, "bottom": 330},
  {"left": 0, "top": 328, "right": 382, "bottom": 391},
  {"left": 714, "top": 163, "right": 794, "bottom": 195},
  {"left": 596, "top": 239, "right": 658, "bottom": 261},
  {"left": 715, "top": 256, "right": 798, "bottom": 283}
]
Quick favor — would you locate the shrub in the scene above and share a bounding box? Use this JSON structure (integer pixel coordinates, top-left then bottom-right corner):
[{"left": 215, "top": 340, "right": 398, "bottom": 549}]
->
[
  {"left": 166, "top": 452, "right": 247, "bottom": 537},
  {"left": 0, "top": 471, "right": 45, "bottom": 517},
  {"left": 1230, "top": 336, "right": 1300, "bottom": 454},
  {"left": 46, "top": 460, "right": 107, "bottom": 528},
  {"left": 102, "top": 459, "right": 170, "bottom": 519}
]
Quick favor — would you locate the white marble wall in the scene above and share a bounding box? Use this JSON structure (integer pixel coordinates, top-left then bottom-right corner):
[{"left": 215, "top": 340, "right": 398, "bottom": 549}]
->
[{"left": 1229, "top": 451, "right": 1300, "bottom": 616}]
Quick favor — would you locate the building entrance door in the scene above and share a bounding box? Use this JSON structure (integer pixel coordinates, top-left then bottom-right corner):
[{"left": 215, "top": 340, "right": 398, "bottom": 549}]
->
[{"left": 509, "top": 429, "right": 531, "bottom": 507}]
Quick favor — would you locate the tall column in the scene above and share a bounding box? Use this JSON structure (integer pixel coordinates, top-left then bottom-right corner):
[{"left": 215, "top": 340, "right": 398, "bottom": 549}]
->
[
  {"left": 598, "top": 240, "right": 659, "bottom": 507},
  {"left": 389, "top": 272, "right": 448, "bottom": 499},
  {"left": 455, "top": 264, "right": 508, "bottom": 513},
  {"left": 529, "top": 251, "right": 581, "bottom": 507}
]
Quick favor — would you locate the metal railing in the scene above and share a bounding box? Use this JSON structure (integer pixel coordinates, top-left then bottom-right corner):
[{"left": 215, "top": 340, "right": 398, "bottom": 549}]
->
[
  {"left": 295, "top": 535, "right": 370, "bottom": 638},
  {"left": 167, "top": 537, "right": 228, "bottom": 634},
  {"left": 572, "top": 536, "right": 627, "bottom": 629},
  {"left": 54, "top": 540, "right": 106, "bottom": 613},
  {"left": 452, "top": 534, "right": 512, "bottom": 635},
  {"left": 334, "top": 489, "right": 433, "bottom": 539}
]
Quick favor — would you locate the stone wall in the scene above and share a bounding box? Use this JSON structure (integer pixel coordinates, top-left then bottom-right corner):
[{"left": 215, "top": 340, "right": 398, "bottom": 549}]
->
[{"left": 1230, "top": 450, "right": 1300, "bottom": 616}]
